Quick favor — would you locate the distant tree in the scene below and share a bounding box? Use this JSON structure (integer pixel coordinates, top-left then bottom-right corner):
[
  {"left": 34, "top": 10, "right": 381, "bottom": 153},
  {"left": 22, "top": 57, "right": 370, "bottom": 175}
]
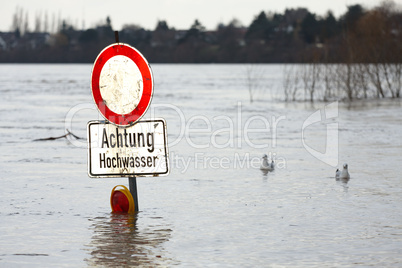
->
[
  {"left": 228, "top": 18, "right": 243, "bottom": 28},
  {"left": 120, "top": 24, "right": 151, "bottom": 47},
  {"left": 301, "top": 12, "right": 319, "bottom": 43},
  {"left": 321, "top": 11, "right": 339, "bottom": 41},
  {"left": 11, "top": 6, "right": 24, "bottom": 35},
  {"left": 283, "top": 8, "right": 309, "bottom": 25},
  {"left": 341, "top": 4, "right": 365, "bottom": 31},
  {"left": 79, "top": 29, "right": 99, "bottom": 43},
  {"left": 179, "top": 19, "right": 206, "bottom": 43},
  {"left": 353, "top": 2, "right": 401, "bottom": 96},
  {"left": 270, "top": 12, "right": 284, "bottom": 27},
  {"left": 151, "top": 20, "right": 175, "bottom": 51},
  {"left": 43, "top": 11, "right": 49, "bottom": 33},
  {"left": 34, "top": 11, "right": 42, "bottom": 33},
  {"left": 14, "top": 28, "right": 21, "bottom": 38},
  {"left": 217, "top": 19, "right": 244, "bottom": 44},
  {"left": 188, "top": 19, "right": 205, "bottom": 38},
  {"left": 155, "top": 20, "right": 169, "bottom": 31},
  {"left": 61, "top": 20, "right": 68, "bottom": 32},
  {"left": 23, "top": 11, "right": 29, "bottom": 35},
  {"left": 97, "top": 16, "right": 114, "bottom": 41},
  {"left": 246, "top": 11, "right": 271, "bottom": 40},
  {"left": 216, "top": 19, "right": 245, "bottom": 62},
  {"left": 191, "top": 19, "right": 205, "bottom": 31}
]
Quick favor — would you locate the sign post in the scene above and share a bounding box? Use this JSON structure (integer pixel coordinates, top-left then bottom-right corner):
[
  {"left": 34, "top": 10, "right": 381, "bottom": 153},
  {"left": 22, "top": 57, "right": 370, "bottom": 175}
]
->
[
  {"left": 87, "top": 41, "right": 169, "bottom": 212},
  {"left": 128, "top": 177, "right": 139, "bottom": 212}
]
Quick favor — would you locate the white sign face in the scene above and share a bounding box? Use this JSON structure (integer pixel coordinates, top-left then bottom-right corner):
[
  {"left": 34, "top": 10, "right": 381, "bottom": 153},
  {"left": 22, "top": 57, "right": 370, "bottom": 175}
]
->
[
  {"left": 91, "top": 43, "right": 153, "bottom": 126},
  {"left": 99, "top": 55, "right": 143, "bottom": 115},
  {"left": 87, "top": 119, "right": 169, "bottom": 178}
]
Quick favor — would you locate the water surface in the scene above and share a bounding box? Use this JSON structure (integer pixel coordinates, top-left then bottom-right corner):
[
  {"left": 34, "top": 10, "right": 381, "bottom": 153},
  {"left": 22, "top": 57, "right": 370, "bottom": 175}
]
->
[{"left": 0, "top": 64, "right": 401, "bottom": 267}]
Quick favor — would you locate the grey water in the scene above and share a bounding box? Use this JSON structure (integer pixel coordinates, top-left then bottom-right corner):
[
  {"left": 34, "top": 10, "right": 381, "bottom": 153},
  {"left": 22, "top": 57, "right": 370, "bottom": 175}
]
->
[{"left": 0, "top": 64, "right": 401, "bottom": 267}]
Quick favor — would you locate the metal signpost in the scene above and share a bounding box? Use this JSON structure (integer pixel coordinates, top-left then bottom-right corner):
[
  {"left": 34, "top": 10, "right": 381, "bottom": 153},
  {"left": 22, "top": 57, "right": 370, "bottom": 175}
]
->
[{"left": 87, "top": 39, "right": 169, "bottom": 212}]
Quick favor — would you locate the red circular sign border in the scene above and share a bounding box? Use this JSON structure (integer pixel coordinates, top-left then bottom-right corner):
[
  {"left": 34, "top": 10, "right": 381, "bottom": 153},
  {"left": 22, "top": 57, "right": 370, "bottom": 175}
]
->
[{"left": 91, "top": 43, "right": 153, "bottom": 126}]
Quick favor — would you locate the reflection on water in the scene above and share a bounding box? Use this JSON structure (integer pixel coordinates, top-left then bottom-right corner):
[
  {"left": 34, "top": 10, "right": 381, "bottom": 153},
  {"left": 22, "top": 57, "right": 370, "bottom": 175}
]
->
[
  {"left": 260, "top": 169, "right": 269, "bottom": 176},
  {"left": 337, "top": 179, "right": 349, "bottom": 192},
  {"left": 85, "top": 213, "right": 177, "bottom": 267}
]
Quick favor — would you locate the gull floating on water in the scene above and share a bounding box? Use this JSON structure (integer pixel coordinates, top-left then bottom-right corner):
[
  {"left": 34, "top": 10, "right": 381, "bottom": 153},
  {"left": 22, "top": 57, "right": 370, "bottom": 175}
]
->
[
  {"left": 335, "top": 168, "right": 341, "bottom": 180},
  {"left": 336, "top": 163, "right": 350, "bottom": 181},
  {"left": 260, "top": 154, "right": 274, "bottom": 171}
]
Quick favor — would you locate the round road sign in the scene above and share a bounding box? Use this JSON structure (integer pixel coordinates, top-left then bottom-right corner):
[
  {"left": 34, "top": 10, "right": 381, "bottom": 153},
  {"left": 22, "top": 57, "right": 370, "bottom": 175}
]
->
[{"left": 91, "top": 43, "right": 153, "bottom": 126}]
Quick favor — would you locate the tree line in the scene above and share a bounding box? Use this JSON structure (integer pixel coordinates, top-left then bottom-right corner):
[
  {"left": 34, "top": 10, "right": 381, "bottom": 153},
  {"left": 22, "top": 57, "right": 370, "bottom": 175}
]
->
[
  {"left": 281, "top": 1, "right": 402, "bottom": 101},
  {"left": 0, "top": 1, "right": 400, "bottom": 64}
]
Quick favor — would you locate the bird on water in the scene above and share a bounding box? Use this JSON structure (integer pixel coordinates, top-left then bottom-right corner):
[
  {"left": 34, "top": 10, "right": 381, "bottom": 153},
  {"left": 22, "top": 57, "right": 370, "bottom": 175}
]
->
[
  {"left": 260, "top": 154, "right": 274, "bottom": 171},
  {"left": 336, "top": 163, "right": 350, "bottom": 181}
]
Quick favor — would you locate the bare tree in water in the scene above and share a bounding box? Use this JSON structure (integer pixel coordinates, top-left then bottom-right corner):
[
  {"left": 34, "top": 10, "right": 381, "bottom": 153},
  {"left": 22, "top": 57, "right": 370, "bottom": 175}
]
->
[
  {"left": 282, "top": 1, "right": 401, "bottom": 102},
  {"left": 245, "top": 64, "right": 266, "bottom": 103},
  {"left": 302, "top": 63, "right": 320, "bottom": 102}
]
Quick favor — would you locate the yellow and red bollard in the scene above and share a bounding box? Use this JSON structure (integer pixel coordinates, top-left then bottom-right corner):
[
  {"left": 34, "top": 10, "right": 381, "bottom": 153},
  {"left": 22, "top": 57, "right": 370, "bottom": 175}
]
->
[
  {"left": 110, "top": 177, "right": 139, "bottom": 213},
  {"left": 110, "top": 185, "right": 135, "bottom": 213}
]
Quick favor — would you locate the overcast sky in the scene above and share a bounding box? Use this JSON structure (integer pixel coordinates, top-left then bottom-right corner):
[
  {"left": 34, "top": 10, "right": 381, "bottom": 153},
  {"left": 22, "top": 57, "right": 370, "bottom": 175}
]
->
[{"left": 0, "top": 0, "right": 398, "bottom": 32}]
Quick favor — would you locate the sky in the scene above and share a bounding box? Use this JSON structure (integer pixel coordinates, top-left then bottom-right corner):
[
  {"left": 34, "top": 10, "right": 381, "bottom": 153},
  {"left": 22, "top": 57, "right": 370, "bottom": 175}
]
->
[{"left": 0, "top": 0, "right": 399, "bottom": 32}]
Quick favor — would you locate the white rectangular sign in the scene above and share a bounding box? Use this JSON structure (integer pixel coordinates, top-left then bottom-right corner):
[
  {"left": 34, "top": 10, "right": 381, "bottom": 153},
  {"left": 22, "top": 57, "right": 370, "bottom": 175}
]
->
[{"left": 87, "top": 119, "right": 169, "bottom": 178}]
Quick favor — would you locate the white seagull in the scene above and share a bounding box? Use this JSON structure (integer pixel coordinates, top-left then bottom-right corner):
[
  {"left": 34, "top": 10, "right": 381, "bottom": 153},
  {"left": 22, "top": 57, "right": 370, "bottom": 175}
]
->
[
  {"left": 260, "top": 154, "right": 274, "bottom": 171},
  {"left": 338, "top": 163, "right": 350, "bottom": 181}
]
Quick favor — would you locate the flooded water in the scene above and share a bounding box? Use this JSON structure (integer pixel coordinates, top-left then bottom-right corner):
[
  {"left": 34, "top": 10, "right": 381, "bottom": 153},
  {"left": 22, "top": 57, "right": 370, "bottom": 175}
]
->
[{"left": 1, "top": 64, "right": 401, "bottom": 267}]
